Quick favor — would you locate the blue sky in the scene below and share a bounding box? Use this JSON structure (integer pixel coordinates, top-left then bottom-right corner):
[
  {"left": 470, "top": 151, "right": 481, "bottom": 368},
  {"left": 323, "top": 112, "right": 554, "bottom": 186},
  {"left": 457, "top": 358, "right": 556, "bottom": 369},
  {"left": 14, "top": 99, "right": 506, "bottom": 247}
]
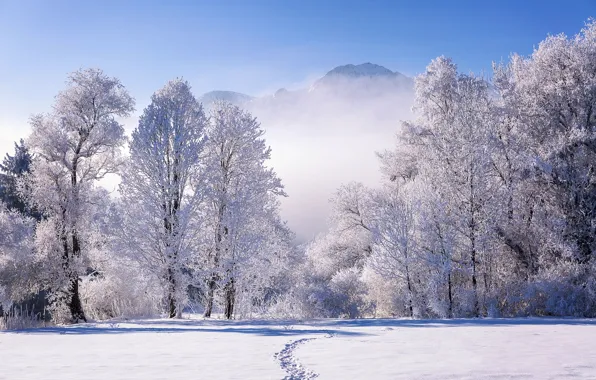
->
[{"left": 0, "top": 0, "right": 594, "bottom": 144}]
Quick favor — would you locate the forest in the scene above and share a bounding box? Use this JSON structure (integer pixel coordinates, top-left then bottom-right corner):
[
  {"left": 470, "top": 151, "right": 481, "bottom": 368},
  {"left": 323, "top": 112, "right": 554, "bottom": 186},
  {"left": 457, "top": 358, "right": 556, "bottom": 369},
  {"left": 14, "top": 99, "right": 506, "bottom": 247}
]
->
[{"left": 2, "top": 20, "right": 596, "bottom": 327}]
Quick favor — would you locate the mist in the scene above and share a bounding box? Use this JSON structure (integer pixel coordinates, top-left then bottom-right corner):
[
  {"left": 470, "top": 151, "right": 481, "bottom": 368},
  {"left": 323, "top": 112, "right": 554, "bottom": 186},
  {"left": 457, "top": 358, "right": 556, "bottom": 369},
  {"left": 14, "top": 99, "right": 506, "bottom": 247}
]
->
[
  {"left": 245, "top": 74, "right": 414, "bottom": 241},
  {"left": 0, "top": 69, "right": 415, "bottom": 243}
]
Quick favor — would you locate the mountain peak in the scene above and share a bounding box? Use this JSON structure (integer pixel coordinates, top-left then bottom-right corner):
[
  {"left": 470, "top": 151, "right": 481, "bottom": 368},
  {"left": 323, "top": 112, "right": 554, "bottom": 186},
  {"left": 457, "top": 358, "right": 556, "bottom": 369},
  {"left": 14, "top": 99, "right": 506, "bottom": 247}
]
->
[
  {"left": 324, "top": 63, "right": 397, "bottom": 78},
  {"left": 309, "top": 63, "right": 411, "bottom": 93}
]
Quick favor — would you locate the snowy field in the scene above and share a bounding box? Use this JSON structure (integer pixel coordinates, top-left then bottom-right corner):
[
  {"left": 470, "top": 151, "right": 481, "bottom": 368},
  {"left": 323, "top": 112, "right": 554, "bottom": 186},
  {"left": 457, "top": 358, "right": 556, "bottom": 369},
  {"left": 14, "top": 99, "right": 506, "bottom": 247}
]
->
[{"left": 1, "top": 318, "right": 596, "bottom": 380}]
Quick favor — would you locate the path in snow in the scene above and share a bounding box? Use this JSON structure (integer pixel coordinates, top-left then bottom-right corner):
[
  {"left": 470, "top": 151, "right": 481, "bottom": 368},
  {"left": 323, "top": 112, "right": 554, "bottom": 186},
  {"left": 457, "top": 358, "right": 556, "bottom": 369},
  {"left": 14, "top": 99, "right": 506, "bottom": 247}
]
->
[
  {"left": 274, "top": 333, "right": 335, "bottom": 380},
  {"left": 275, "top": 337, "right": 320, "bottom": 379}
]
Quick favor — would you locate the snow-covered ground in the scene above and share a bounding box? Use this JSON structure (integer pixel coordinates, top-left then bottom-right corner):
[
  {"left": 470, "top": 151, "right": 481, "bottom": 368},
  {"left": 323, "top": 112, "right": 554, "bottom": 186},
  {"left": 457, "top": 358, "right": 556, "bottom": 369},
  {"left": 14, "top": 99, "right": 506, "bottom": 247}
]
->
[{"left": 1, "top": 318, "right": 595, "bottom": 379}]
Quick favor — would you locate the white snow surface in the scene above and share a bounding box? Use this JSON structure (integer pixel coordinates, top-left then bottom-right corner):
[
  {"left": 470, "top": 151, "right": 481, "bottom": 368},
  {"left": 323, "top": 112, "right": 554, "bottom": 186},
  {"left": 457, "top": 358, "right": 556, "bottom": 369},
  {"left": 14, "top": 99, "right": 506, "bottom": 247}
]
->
[{"left": 1, "top": 318, "right": 595, "bottom": 380}]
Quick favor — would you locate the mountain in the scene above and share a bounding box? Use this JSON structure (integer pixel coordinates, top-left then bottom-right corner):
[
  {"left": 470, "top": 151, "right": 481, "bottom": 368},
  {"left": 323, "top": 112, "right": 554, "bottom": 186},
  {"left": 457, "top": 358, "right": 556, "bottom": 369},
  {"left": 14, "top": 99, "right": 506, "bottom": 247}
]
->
[
  {"left": 321, "top": 63, "right": 397, "bottom": 79},
  {"left": 198, "top": 63, "right": 413, "bottom": 106},
  {"left": 310, "top": 63, "right": 413, "bottom": 94}
]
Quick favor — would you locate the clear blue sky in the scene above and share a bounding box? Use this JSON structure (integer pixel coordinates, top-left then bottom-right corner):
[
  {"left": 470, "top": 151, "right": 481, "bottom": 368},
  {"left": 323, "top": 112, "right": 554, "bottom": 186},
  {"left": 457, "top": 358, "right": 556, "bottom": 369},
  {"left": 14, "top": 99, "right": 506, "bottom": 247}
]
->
[{"left": 0, "top": 0, "right": 594, "bottom": 141}]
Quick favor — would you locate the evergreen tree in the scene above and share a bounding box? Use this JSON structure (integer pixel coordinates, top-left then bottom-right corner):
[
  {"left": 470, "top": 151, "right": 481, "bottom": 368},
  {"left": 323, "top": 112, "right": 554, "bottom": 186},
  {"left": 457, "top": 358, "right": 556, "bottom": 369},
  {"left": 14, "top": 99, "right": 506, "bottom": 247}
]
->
[{"left": 0, "top": 139, "right": 39, "bottom": 219}]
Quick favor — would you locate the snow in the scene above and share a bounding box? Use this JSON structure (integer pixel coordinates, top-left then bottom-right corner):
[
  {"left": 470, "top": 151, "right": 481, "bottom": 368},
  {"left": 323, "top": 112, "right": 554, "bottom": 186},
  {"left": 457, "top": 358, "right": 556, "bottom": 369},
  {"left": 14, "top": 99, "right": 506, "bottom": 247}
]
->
[
  {"left": 1, "top": 318, "right": 595, "bottom": 379},
  {"left": 299, "top": 319, "right": 596, "bottom": 379}
]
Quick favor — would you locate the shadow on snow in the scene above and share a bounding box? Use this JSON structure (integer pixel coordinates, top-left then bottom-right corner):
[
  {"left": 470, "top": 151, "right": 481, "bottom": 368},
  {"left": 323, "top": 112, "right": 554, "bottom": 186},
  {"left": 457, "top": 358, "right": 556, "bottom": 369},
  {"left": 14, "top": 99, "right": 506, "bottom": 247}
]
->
[
  {"left": 4, "top": 321, "right": 364, "bottom": 336},
  {"left": 307, "top": 317, "right": 596, "bottom": 328},
  {"left": 4, "top": 316, "right": 596, "bottom": 335}
]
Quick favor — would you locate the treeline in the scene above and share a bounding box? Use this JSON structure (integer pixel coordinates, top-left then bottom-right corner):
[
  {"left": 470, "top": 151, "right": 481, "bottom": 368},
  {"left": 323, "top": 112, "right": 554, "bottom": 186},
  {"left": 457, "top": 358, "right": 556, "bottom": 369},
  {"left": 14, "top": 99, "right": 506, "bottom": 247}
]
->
[
  {"left": 0, "top": 74, "right": 295, "bottom": 324},
  {"left": 1, "top": 21, "right": 596, "bottom": 325},
  {"left": 282, "top": 21, "right": 596, "bottom": 319}
]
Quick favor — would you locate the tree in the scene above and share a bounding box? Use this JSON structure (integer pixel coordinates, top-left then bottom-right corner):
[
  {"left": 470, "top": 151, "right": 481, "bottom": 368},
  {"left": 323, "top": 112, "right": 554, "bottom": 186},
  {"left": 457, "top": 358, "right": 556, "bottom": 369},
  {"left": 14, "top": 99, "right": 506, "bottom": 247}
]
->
[
  {"left": 285, "top": 183, "right": 374, "bottom": 319},
  {"left": 202, "top": 102, "right": 285, "bottom": 319},
  {"left": 399, "top": 57, "right": 496, "bottom": 316},
  {"left": 496, "top": 21, "right": 596, "bottom": 265},
  {"left": 26, "top": 68, "right": 134, "bottom": 323},
  {"left": 118, "top": 79, "right": 207, "bottom": 318},
  {"left": 0, "top": 205, "right": 37, "bottom": 316},
  {"left": 368, "top": 186, "right": 419, "bottom": 317},
  {"left": 0, "top": 140, "right": 47, "bottom": 319},
  {"left": 283, "top": 20, "right": 596, "bottom": 320},
  {"left": 0, "top": 140, "right": 39, "bottom": 218}
]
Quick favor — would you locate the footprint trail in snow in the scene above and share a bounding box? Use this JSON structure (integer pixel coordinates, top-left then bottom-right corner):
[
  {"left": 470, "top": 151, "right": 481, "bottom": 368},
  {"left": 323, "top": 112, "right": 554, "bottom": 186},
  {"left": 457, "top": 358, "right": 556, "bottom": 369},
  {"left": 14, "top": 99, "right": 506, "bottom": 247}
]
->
[{"left": 275, "top": 333, "right": 335, "bottom": 380}]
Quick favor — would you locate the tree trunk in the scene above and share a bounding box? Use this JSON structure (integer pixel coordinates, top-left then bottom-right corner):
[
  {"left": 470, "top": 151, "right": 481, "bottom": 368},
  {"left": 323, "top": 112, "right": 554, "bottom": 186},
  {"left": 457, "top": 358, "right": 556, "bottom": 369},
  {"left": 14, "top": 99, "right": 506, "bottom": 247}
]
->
[
  {"left": 469, "top": 164, "right": 480, "bottom": 318},
  {"left": 167, "top": 296, "right": 176, "bottom": 318},
  {"left": 405, "top": 266, "right": 414, "bottom": 318},
  {"left": 167, "top": 267, "right": 177, "bottom": 318},
  {"left": 204, "top": 215, "right": 226, "bottom": 318},
  {"left": 68, "top": 274, "right": 86, "bottom": 323},
  {"left": 224, "top": 279, "right": 235, "bottom": 320},
  {"left": 62, "top": 226, "right": 87, "bottom": 323},
  {"left": 203, "top": 278, "right": 216, "bottom": 317},
  {"left": 66, "top": 153, "right": 86, "bottom": 323},
  {"left": 447, "top": 272, "right": 453, "bottom": 319},
  {"left": 471, "top": 243, "right": 479, "bottom": 317}
]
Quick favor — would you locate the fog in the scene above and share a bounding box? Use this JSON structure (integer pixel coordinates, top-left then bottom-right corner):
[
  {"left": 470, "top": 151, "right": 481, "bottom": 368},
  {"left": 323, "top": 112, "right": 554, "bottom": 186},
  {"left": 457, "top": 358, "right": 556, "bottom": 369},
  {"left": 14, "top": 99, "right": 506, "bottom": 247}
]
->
[
  {"left": 0, "top": 71, "right": 415, "bottom": 243},
  {"left": 246, "top": 74, "right": 414, "bottom": 241}
]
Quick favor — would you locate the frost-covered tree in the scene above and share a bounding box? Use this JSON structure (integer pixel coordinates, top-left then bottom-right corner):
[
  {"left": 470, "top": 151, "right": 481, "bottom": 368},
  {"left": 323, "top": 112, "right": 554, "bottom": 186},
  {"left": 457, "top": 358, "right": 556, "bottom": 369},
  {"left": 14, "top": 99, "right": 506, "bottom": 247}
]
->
[
  {"left": 118, "top": 79, "right": 207, "bottom": 318},
  {"left": 0, "top": 140, "right": 39, "bottom": 219},
  {"left": 224, "top": 202, "right": 296, "bottom": 318},
  {"left": 26, "top": 68, "right": 134, "bottom": 322},
  {"left": 202, "top": 102, "right": 285, "bottom": 319},
  {"left": 78, "top": 190, "right": 164, "bottom": 320},
  {"left": 368, "top": 186, "right": 420, "bottom": 317},
  {"left": 0, "top": 140, "right": 47, "bottom": 319},
  {"left": 399, "top": 57, "right": 496, "bottom": 316},
  {"left": 478, "top": 20, "right": 596, "bottom": 316},
  {"left": 497, "top": 21, "right": 596, "bottom": 265},
  {"left": 0, "top": 205, "right": 37, "bottom": 316},
  {"left": 335, "top": 21, "right": 596, "bottom": 319},
  {"left": 282, "top": 183, "right": 374, "bottom": 319}
]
